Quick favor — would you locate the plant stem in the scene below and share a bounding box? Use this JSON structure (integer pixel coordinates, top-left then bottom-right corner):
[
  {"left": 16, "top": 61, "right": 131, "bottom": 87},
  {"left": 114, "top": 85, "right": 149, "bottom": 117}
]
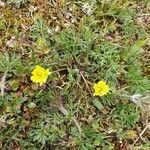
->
[{"left": 0, "top": 71, "right": 7, "bottom": 97}]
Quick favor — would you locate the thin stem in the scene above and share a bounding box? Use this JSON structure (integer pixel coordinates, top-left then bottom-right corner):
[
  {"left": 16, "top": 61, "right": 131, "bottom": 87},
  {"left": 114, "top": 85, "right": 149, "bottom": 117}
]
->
[
  {"left": 80, "top": 71, "right": 92, "bottom": 96},
  {"left": 131, "top": 122, "right": 150, "bottom": 148},
  {"left": 58, "top": 105, "right": 82, "bottom": 136}
]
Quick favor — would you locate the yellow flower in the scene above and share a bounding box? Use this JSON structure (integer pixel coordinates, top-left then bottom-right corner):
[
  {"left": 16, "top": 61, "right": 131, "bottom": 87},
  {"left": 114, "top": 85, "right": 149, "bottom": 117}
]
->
[
  {"left": 93, "top": 81, "right": 109, "bottom": 97},
  {"left": 31, "top": 65, "right": 51, "bottom": 86}
]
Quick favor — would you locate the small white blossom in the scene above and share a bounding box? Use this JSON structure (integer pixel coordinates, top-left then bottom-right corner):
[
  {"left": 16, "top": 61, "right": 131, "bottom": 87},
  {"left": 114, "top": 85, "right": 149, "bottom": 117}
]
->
[
  {"left": 6, "top": 36, "right": 16, "bottom": 48},
  {"left": 0, "top": 0, "right": 5, "bottom": 7},
  {"left": 29, "top": 5, "right": 37, "bottom": 12},
  {"left": 131, "top": 94, "right": 142, "bottom": 103},
  {"left": 82, "top": 2, "right": 94, "bottom": 16}
]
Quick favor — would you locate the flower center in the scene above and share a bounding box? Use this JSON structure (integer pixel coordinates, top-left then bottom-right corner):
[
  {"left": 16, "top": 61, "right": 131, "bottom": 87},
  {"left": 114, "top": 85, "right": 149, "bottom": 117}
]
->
[{"left": 36, "top": 72, "right": 46, "bottom": 78}]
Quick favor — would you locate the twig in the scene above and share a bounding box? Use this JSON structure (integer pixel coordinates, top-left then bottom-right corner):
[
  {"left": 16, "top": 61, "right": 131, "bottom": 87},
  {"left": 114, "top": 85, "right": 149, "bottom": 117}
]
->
[
  {"left": 59, "top": 105, "right": 82, "bottom": 136},
  {"left": 131, "top": 122, "right": 150, "bottom": 149},
  {"left": 53, "top": 68, "right": 67, "bottom": 73},
  {"left": 80, "top": 71, "right": 92, "bottom": 96},
  {"left": 0, "top": 71, "right": 7, "bottom": 97},
  {"left": 137, "top": 13, "right": 150, "bottom": 17}
]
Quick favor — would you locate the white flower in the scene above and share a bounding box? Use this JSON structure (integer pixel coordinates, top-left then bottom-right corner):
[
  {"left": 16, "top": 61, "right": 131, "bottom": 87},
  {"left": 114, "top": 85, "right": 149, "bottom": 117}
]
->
[
  {"left": 0, "top": 1, "right": 5, "bottom": 7},
  {"left": 131, "top": 94, "right": 142, "bottom": 103},
  {"left": 82, "top": 2, "right": 94, "bottom": 16},
  {"left": 6, "top": 36, "right": 16, "bottom": 48},
  {"left": 29, "top": 5, "right": 37, "bottom": 12}
]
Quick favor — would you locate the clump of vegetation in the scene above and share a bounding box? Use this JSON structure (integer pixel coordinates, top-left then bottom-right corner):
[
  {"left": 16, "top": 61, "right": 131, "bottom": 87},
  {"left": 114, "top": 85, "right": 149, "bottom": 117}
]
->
[
  {"left": 0, "top": 0, "right": 150, "bottom": 149},
  {"left": 6, "top": 0, "right": 28, "bottom": 8}
]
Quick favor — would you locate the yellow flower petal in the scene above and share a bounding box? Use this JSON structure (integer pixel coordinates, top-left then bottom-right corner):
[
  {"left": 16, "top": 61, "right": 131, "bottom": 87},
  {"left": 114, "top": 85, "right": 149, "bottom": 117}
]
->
[
  {"left": 93, "top": 80, "right": 109, "bottom": 97},
  {"left": 31, "top": 65, "right": 51, "bottom": 86}
]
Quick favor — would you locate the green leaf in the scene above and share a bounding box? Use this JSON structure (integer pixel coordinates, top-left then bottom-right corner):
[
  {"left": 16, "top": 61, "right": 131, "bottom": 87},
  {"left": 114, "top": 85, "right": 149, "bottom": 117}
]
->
[
  {"left": 93, "top": 99, "right": 104, "bottom": 111},
  {"left": 9, "top": 80, "right": 19, "bottom": 91},
  {"left": 94, "top": 138, "right": 101, "bottom": 146},
  {"left": 28, "top": 102, "right": 36, "bottom": 109}
]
